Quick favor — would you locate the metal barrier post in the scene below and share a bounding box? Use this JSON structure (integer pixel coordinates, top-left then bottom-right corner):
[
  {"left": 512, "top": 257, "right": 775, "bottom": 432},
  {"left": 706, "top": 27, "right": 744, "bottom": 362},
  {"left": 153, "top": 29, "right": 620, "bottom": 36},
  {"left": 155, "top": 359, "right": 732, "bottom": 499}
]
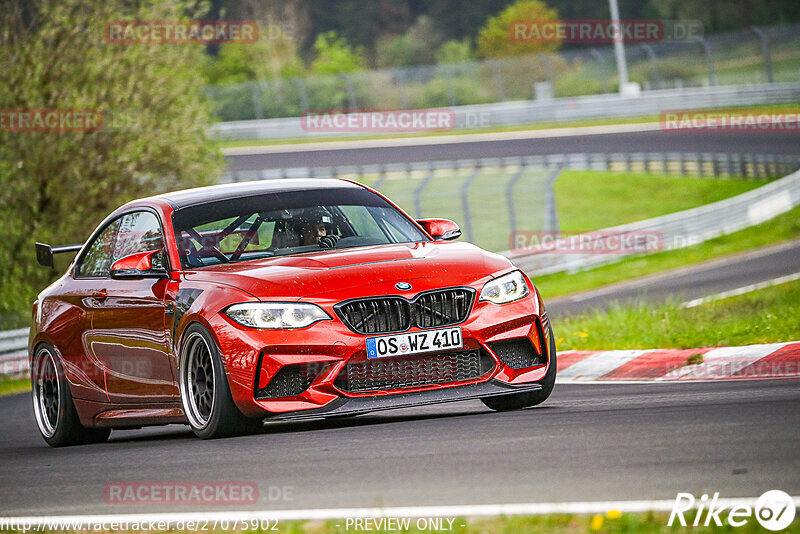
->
[
  {"left": 543, "top": 164, "right": 564, "bottom": 234},
  {"left": 250, "top": 82, "right": 264, "bottom": 120},
  {"left": 461, "top": 164, "right": 481, "bottom": 243},
  {"left": 698, "top": 38, "right": 717, "bottom": 86},
  {"left": 751, "top": 27, "right": 774, "bottom": 84},
  {"left": 413, "top": 163, "right": 435, "bottom": 218},
  {"left": 505, "top": 165, "right": 526, "bottom": 244}
]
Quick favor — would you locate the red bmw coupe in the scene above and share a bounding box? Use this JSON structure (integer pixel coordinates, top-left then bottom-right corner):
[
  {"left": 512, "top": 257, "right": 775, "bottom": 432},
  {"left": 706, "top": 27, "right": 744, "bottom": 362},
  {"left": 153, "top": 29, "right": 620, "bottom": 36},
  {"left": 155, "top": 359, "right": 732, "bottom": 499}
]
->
[{"left": 30, "top": 179, "right": 556, "bottom": 446}]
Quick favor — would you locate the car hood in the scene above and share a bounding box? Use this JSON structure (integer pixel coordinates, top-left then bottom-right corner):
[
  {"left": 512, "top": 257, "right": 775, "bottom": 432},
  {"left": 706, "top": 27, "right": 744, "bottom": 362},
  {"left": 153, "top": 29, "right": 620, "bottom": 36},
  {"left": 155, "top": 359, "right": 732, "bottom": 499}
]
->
[{"left": 183, "top": 241, "right": 514, "bottom": 301}]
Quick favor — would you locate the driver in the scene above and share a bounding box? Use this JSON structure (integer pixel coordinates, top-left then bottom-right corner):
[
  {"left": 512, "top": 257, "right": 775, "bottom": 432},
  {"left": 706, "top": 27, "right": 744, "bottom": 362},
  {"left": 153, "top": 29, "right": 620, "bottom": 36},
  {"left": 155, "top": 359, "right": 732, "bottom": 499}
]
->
[{"left": 297, "top": 207, "right": 339, "bottom": 248}]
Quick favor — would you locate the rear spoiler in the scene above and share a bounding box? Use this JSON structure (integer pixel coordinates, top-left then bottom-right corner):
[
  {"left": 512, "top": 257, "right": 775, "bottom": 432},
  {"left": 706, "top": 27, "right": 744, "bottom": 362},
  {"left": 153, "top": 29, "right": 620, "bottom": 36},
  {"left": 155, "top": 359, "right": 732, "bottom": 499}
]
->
[{"left": 35, "top": 242, "right": 83, "bottom": 269}]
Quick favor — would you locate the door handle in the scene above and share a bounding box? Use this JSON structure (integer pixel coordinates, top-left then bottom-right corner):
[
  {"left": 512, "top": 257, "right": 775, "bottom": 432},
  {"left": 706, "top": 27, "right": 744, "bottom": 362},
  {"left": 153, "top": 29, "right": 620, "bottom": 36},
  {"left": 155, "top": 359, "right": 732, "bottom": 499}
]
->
[{"left": 92, "top": 289, "right": 108, "bottom": 300}]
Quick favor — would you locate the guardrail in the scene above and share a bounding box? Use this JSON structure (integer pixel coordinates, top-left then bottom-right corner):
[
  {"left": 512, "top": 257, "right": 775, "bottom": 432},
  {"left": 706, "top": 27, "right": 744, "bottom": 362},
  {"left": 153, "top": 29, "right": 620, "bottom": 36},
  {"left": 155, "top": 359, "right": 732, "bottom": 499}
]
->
[
  {"left": 0, "top": 328, "right": 29, "bottom": 378},
  {"left": 210, "top": 82, "right": 800, "bottom": 140},
  {"left": 509, "top": 167, "right": 800, "bottom": 275}
]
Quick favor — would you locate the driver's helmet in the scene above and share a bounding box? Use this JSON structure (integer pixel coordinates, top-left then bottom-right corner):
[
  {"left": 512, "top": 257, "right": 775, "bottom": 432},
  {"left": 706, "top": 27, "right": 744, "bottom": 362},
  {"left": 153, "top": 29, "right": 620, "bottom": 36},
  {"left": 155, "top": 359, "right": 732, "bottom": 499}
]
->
[{"left": 296, "top": 206, "right": 333, "bottom": 232}]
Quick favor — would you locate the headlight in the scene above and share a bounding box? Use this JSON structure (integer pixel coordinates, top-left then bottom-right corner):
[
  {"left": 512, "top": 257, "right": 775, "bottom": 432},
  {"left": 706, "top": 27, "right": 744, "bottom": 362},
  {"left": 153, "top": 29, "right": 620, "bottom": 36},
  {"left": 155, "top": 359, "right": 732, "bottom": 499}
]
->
[
  {"left": 479, "top": 270, "right": 529, "bottom": 304},
  {"left": 225, "top": 303, "right": 331, "bottom": 329}
]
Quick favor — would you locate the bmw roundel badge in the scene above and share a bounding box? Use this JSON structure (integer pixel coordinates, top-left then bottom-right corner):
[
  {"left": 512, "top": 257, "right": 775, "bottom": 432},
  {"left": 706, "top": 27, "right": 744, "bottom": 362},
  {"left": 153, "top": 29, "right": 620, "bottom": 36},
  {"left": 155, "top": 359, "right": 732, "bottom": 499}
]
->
[{"left": 395, "top": 282, "right": 412, "bottom": 291}]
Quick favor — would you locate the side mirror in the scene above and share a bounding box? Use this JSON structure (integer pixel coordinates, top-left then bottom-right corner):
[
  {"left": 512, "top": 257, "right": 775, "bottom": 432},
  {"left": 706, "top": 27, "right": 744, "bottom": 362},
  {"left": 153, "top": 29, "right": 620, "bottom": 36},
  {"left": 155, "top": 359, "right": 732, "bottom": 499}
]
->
[
  {"left": 416, "top": 218, "right": 462, "bottom": 241},
  {"left": 110, "top": 250, "right": 168, "bottom": 279}
]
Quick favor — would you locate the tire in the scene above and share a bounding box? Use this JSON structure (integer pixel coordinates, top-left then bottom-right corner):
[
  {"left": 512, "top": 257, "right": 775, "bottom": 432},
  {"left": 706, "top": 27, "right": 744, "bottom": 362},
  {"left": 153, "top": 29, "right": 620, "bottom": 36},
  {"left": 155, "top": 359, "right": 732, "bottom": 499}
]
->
[
  {"left": 31, "top": 344, "right": 111, "bottom": 447},
  {"left": 481, "top": 326, "right": 557, "bottom": 412},
  {"left": 178, "top": 324, "right": 263, "bottom": 439}
]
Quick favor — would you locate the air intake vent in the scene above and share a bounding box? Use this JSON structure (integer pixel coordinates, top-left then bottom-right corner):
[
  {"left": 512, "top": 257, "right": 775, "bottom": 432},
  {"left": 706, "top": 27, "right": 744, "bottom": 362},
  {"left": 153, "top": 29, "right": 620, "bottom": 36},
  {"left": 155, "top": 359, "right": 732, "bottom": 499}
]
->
[
  {"left": 334, "top": 349, "right": 494, "bottom": 393},
  {"left": 489, "top": 338, "right": 545, "bottom": 369},
  {"left": 255, "top": 363, "right": 326, "bottom": 399}
]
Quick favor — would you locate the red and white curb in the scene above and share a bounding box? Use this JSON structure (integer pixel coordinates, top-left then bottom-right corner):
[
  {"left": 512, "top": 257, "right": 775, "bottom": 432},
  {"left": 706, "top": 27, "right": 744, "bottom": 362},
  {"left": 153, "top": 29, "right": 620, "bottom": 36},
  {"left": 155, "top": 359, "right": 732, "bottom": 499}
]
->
[{"left": 556, "top": 341, "right": 800, "bottom": 382}]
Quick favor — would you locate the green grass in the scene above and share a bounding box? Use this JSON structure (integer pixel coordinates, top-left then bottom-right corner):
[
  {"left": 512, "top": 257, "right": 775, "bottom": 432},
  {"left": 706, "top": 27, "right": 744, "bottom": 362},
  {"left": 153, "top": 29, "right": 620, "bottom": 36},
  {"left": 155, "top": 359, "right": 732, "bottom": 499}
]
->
[
  {"left": 554, "top": 279, "right": 800, "bottom": 351},
  {"left": 553, "top": 171, "right": 766, "bottom": 232},
  {"left": 535, "top": 204, "right": 800, "bottom": 300},
  {"left": 0, "top": 377, "right": 30, "bottom": 396},
  {"left": 215, "top": 102, "right": 800, "bottom": 149},
  {"left": 359, "top": 170, "right": 768, "bottom": 253}
]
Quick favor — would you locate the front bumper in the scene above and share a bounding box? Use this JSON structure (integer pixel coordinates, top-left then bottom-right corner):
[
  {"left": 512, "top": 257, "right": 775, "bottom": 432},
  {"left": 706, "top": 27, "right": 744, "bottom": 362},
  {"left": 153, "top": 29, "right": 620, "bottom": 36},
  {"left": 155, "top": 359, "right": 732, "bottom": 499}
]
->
[{"left": 212, "top": 292, "right": 551, "bottom": 419}]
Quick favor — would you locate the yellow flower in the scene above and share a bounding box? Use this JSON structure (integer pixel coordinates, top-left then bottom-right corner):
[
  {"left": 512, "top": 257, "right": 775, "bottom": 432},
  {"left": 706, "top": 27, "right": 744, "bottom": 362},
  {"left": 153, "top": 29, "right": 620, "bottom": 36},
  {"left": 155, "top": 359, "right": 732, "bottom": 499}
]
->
[
  {"left": 578, "top": 332, "right": 588, "bottom": 338},
  {"left": 590, "top": 514, "right": 604, "bottom": 530},
  {"left": 556, "top": 337, "right": 564, "bottom": 345},
  {"left": 607, "top": 510, "right": 622, "bottom": 519}
]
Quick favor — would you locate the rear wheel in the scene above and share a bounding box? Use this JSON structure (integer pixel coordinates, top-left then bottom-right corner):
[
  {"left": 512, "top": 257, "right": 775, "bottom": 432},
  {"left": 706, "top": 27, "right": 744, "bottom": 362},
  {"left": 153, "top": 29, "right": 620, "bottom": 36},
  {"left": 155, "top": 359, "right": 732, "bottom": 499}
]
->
[
  {"left": 179, "top": 324, "right": 263, "bottom": 439},
  {"left": 32, "top": 344, "right": 111, "bottom": 447},
  {"left": 481, "top": 327, "right": 557, "bottom": 412}
]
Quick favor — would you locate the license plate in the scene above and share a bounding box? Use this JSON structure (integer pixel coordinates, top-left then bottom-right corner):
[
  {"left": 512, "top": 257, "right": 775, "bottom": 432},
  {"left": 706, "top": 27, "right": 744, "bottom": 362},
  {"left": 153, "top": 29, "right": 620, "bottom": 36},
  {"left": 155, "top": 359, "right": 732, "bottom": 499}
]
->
[{"left": 366, "top": 327, "right": 462, "bottom": 359}]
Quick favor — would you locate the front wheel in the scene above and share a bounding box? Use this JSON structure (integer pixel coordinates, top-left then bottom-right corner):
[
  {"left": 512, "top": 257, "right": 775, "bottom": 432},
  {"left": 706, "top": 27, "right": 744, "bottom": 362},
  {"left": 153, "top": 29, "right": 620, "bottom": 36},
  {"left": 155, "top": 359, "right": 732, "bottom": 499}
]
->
[
  {"left": 31, "top": 344, "right": 111, "bottom": 447},
  {"left": 481, "top": 326, "right": 557, "bottom": 411},
  {"left": 178, "top": 324, "right": 263, "bottom": 439}
]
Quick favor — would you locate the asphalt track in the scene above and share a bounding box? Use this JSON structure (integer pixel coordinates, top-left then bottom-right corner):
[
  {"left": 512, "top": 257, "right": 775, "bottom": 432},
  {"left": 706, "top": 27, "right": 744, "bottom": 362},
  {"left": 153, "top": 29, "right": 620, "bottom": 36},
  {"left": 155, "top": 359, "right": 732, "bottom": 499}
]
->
[
  {"left": 1, "top": 379, "right": 798, "bottom": 516},
  {"left": 544, "top": 239, "right": 800, "bottom": 317},
  {"left": 226, "top": 129, "right": 800, "bottom": 171}
]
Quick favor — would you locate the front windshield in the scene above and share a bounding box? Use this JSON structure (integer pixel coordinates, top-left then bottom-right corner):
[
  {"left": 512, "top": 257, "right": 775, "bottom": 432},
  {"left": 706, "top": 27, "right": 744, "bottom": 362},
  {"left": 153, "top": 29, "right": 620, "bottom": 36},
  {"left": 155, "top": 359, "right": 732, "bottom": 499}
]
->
[{"left": 171, "top": 186, "right": 429, "bottom": 268}]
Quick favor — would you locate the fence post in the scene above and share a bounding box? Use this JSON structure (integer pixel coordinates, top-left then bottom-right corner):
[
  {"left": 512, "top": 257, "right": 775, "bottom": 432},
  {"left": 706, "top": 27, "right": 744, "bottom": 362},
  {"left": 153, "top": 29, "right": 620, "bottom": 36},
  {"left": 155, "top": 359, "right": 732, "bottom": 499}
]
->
[
  {"left": 489, "top": 60, "right": 506, "bottom": 101},
  {"left": 589, "top": 48, "right": 608, "bottom": 93},
  {"left": 413, "top": 163, "right": 435, "bottom": 218},
  {"left": 461, "top": 164, "right": 481, "bottom": 243},
  {"left": 293, "top": 78, "right": 310, "bottom": 112},
  {"left": 505, "top": 165, "right": 526, "bottom": 246},
  {"left": 539, "top": 53, "right": 554, "bottom": 87},
  {"left": 250, "top": 82, "right": 264, "bottom": 120},
  {"left": 393, "top": 69, "right": 408, "bottom": 109},
  {"left": 697, "top": 38, "right": 717, "bottom": 86},
  {"left": 441, "top": 64, "right": 457, "bottom": 106},
  {"left": 373, "top": 164, "right": 388, "bottom": 190},
  {"left": 543, "top": 164, "right": 564, "bottom": 234},
  {"left": 640, "top": 44, "right": 661, "bottom": 89},
  {"left": 341, "top": 74, "right": 358, "bottom": 111},
  {"left": 751, "top": 27, "right": 774, "bottom": 84}
]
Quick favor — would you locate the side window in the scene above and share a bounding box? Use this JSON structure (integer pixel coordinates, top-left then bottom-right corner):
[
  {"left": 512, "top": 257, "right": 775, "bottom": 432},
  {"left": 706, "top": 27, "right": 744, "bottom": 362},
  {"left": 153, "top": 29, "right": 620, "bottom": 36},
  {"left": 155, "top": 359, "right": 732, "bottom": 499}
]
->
[
  {"left": 339, "top": 205, "right": 385, "bottom": 240},
  {"left": 75, "top": 219, "right": 121, "bottom": 278},
  {"left": 114, "top": 211, "right": 167, "bottom": 269}
]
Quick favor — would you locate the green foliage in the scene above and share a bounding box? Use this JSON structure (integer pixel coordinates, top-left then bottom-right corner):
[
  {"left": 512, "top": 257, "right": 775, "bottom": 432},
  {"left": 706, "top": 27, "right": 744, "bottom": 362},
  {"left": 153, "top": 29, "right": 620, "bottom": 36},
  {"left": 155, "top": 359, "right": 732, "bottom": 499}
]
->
[
  {"left": 435, "top": 39, "right": 474, "bottom": 64},
  {"left": 310, "top": 31, "right": 366, "bottom": 75},
  {"left": 375, "top": 15, "right": 444, "bottom": 68},
  {"left": 0, "top": 0, "right": 223, "bottom": 328},
  {"left": 202, "top": 34, "right": 304, "bottom": 85},
  {"left": 476, "top": 0, "right": 560, "bottom": 58}
]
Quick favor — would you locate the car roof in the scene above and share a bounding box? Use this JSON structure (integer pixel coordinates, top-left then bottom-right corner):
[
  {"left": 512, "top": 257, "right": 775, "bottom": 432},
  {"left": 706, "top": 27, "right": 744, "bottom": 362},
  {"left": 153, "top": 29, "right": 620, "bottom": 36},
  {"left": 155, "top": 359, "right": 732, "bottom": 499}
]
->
[{"left": 149, "top": 178, "right": 364, "bottom": 210}]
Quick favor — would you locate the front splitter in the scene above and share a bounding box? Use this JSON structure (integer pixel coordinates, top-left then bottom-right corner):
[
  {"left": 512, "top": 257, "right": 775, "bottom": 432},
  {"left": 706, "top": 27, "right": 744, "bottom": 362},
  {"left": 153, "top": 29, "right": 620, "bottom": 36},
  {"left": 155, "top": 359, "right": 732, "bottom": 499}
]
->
[{"left": 263, "top": 379, "right": 543, "bottom": 421}]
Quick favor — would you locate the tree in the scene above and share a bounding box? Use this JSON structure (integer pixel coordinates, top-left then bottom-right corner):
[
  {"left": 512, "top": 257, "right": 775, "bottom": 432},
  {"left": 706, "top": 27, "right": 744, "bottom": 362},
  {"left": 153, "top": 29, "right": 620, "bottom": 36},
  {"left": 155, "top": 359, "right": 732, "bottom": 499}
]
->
[
  {"left": 476, "top": 0, "right": 560, "bottom": 58},
  {"left": 310, "top": 31, "right": 366, "bottom": 74},
  {"left": 375, "top": 15, "right": 446, "bottom": 68},
  {"left": 436, "top": 39, "right": 474, "bottom": 64},
  {"left": 0, "top": 0, "right": 223, "bottom": 327}
]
